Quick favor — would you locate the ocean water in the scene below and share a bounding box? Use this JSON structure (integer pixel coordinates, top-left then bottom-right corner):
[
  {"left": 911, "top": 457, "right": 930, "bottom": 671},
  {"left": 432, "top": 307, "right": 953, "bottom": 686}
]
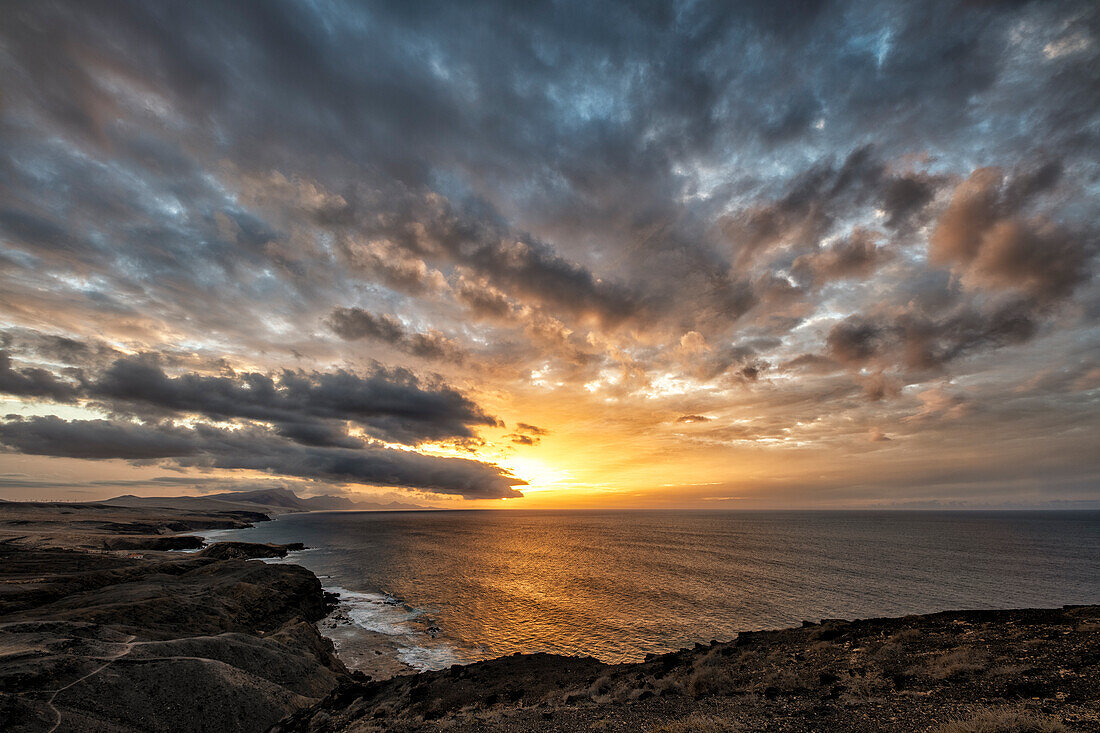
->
[{"left": 202, "top": 510, "right": 1100, "bottom": 670}]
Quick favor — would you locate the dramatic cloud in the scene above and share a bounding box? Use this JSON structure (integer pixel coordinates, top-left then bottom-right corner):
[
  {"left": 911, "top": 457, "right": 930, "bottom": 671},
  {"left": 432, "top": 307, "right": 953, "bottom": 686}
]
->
[
  {"left": 0, "top": 353, "right": 523, "bottom": 498},
  {"left": 327, "top": 307, "right": 463, "bottom": 362},
  {"left": 931, "top": 167, "right": 1093, "bottom": 301},
  {"left": 82, "top": 357, "right": 497, "bottom": 444},
  {"left": 0, "top": 416, "right": 200, "bottom": 460},
  {"left": 0, "top": 416, "right": 523, "bottom": 499},
  {"left": 792, "top": 228, "right": 892, "bottom": 286},
  {"left": 0, "top": 351, "right": 77, "bottom": 402},
  {"left": 826, "top": 299, "right": 1037, "bottom": 374},
  {"left": 0, "top": 0, "right": 1096, "bottom": 506},
  {"left": 505, "top": 422, "right": 550, "bottom": 445}
]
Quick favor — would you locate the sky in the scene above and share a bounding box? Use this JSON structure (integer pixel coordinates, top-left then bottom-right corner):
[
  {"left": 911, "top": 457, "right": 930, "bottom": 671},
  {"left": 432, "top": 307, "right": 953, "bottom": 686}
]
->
[{"left": 0, "top": 0, "right": 1097, "bottom": 509}]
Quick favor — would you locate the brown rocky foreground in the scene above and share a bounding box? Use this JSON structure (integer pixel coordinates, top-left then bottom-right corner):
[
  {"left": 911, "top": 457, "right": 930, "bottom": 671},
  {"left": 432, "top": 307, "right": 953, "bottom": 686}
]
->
[
  {"left": 0, "top": 541, "right": 354, "bottom": 732},
  {"left": 0, "top": 500, "right": 357, "bottom": 732},
  {"left": 271, "top": 604, "right": 1100, "bottom": 733},
  {"left": 0, "top": 501, "right": 1096, "bottom": 732}
]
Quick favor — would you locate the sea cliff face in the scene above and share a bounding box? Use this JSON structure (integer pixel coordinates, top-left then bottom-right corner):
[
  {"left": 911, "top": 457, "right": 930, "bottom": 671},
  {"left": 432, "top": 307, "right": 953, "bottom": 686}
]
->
[
  {"left": 0, "top": 514, "right": 354, "bottom": 733},
  {"left": 0, "top": 542, "right": 353, "bottom": 732}
]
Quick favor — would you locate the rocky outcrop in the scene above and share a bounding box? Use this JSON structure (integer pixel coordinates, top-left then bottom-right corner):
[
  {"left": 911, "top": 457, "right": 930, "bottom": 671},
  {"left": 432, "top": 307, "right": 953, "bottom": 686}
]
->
[
  {"left": 199, "top": 542, "right": 306, "bottom": 560},
  {"left": 0, "top": 501, "right": 268, "bottom": 551},
  {"left": 0, "top": 544, "right": 351, "bottom": 732},
  {"left": 100, "top": 535, "right": 205, "bottom": 551},
  {"left": 271, "top": 605, "right": 1100, "bottom": 733}
]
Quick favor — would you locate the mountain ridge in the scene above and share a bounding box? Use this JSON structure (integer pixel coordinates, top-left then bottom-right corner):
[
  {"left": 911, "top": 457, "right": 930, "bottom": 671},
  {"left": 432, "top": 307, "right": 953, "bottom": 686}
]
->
[{"left": 105, "top": 487, "right": 428, "bottom": 513}]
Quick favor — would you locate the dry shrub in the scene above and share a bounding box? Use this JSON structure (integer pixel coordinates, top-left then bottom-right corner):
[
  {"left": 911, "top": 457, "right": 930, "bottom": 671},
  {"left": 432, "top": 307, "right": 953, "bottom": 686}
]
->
[
  {"left": 648, "top": 714, "right": 742, "bottom": 733},
  {"left": 587, "top": 674, "right": 614, "bottom": 701},
  {"left": 933, "top": 708, "right": 1067, "bottom": 733},
  {"left": 921, "top": 648, "right": 989, "bottom": 679},
  {"left": 685, "top": 665, "right": 740, "bottom": 698},
  {"left": 839, "top": 669, "right": 887, "bottom": 701},
  {"left": 648, "top": 673, "right": 683, "bottom": 697},
  {"left": 587, "top": 672, "right": 663, "bottom": 704},
  {"left": 888, "top": 628, "right": 922, "bottom": 644},
  {"left": 873, "top": 641, "right": 909, "bottom": 679}
]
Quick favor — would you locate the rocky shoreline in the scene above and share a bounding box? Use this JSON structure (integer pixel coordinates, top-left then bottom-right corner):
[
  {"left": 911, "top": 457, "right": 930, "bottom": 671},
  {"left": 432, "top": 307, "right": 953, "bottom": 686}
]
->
[
  {"left": 1, "top": 502, "right": 1097, "bottom": 732},
  {"left": 0, "top": 502, "right": 360, "bottom": 732},
  {"left": 276, "top": 605, "right": 1100, "bottom": 732}
]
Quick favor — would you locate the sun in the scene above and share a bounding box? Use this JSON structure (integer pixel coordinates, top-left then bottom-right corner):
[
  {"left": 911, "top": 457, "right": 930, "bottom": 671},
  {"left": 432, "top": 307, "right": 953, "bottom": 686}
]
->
[{"left": 496, "top": 454, "right": 569, "bottom": 494}]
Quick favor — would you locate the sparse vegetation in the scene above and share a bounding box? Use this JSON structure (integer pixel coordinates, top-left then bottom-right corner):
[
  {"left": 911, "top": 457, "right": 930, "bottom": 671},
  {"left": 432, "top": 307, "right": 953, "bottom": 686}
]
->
[
  {"left": 686, "top": 665, "right": 741, "bottom": 698},
  {"left": 921, "top": 648, "right": 990, "bottom": 679},
  {"left": 888, "top": 628, "right": 922, "bottom": 644},
  {"left": 838, "top": 668, "right": 888, "bottom": 701}
]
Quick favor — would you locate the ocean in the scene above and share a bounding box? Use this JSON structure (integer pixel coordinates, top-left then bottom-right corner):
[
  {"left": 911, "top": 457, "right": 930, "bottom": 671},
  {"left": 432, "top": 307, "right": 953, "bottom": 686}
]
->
[{"left": 201, "top": 510, "right": 1100, "bottom": 673}]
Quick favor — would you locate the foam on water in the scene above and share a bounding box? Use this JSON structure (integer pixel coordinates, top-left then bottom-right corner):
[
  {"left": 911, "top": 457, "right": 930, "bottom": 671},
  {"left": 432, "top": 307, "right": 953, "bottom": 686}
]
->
[
  {"left": 323, "top": 584, "right": 465, "bottom": 670},
  {"left": 326, "top": 586, "right": 420, "bottom": 635},
  {"left": 396, "top": 643, "right": 465, "bottom": 670},
  {"left": 258, "top": 548, "right": 317, "bottom": 564}
]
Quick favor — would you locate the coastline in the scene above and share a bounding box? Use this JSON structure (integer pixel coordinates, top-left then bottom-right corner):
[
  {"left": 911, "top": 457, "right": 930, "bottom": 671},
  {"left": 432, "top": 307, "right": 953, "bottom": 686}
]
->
[
  {"left": 274, "top": 604, "right": 1100, "bottom": 733},
  {"left": 1, "top": 501, "right": 1097, "bottom": 732},
  {"left": 173, "top": 510, "right": 1100, "bottom": 732},
  {"left": 196, "top": 514, "right": 475, "bottom": 682},
  {"left": 197, "top": 517, "right": 423, "bottom": 681},
  {"left": 0, "top": 502, "right": 358, "bottom": 732}
]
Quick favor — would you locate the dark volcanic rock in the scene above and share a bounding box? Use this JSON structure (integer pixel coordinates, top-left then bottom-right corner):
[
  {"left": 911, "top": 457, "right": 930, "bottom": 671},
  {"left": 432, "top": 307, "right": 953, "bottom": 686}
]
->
[
  {"left": 0, "top": 544, "right": 351, "bottom": 732},
  {"left": 199, "top": 541, "right": 302, "bottom": 560},
  {"left": 271, "top": 605, "right": 1100, "bottom": 733},
  {"left": 101, "top": 535, "right": 205, "bottom": 551},
  {"left": 0, "top": 501, "right": 269, "bottom": 551}
]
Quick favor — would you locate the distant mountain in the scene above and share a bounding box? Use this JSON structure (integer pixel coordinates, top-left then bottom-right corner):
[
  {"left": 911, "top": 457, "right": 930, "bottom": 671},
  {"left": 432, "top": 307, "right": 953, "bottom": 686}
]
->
[
  {"left": 299, "top": 494, "right": 359, "bottom": 510},
  {"left": 204, "top": 488, "right": 308, "bottom": 509},
  {"left": 106, "top": 487, "right": 428, "bottom": 513}
]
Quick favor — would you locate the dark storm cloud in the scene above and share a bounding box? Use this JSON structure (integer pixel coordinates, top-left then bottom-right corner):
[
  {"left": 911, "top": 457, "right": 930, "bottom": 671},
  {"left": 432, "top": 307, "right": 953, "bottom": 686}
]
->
[
  {"left": 328, "top": 309, "right": 406, "bottom": 344},
  {"left": 331, "top": 194, "right": 646, "bottom": 329},
  {"left": 1, "top": 0, "right": 1093, "bottom": 339},
  {"left": 1, "top": 331, "right": 125, "bottom": 372},
  {"left": 880, "top": 173, "right": 941, "bottom": 230},
  {"left": 0, "top": 344, "right": 523, "bottom": 496},
  {"left": 679, "top": 342, "right": 763, "bottom": 383},
  {"left": 84, "top": 357, "right": 497, "bottom": 445},
  {"left": 327, "top": 307, "right": 463, "bottom": 362},
  {"left": 0, "top": 416, "right": 523, "bottom": 499},
  {"left": 0, "top": 352, "right": 78, "bottom": 402},
  {"left": 719, "top": 146, "right": 955, "bottom": 282},
  {"left": 826, "top": 299, "right": 1037, "bottom": 373},
  {"left": 0, "top": 342, "right": 503, "bottom": 449},
  {"left": 454, "top": 277, "right": 517, "bottom": 321},
  {"left": 0, "top": 416, "right": 199, "bottom": 460}
]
